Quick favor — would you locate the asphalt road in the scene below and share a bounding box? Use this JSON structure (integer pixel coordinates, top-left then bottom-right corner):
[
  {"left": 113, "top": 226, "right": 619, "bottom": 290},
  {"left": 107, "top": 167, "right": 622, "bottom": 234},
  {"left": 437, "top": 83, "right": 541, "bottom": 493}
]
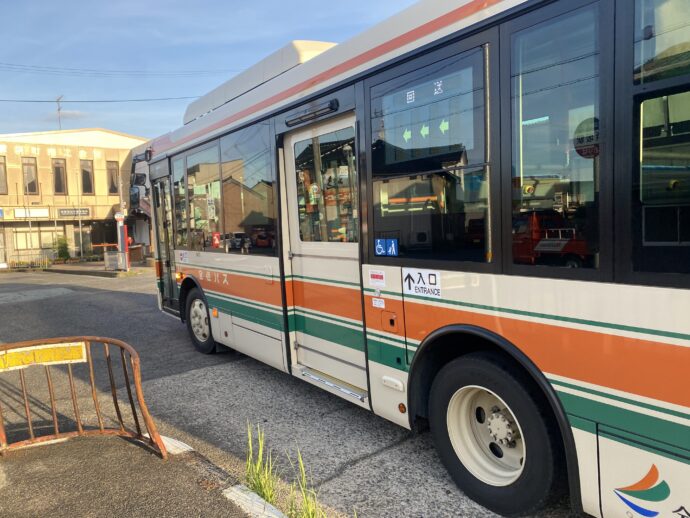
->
[{"left": 0, "top": 271, "right": 576, "bottom": 518}]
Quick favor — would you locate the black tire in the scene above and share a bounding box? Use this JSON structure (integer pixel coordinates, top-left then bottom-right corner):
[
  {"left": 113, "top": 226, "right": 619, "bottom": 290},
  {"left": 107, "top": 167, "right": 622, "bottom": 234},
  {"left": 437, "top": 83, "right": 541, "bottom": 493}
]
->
[
  {"left": 563, "top": 255, "right": 582, "bottom": 268},
  {"left": 428, "top": 352, "right": 565, "bottom": 516},
  {"left": 185, "top": 287, "right": 215, "bottom": 354}
]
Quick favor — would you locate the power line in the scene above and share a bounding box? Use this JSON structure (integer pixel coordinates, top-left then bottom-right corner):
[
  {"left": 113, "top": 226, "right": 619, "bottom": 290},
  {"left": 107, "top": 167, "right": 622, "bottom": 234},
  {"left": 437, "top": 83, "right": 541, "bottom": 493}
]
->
[
  {"left": 0, "top": 61, "right": 237, "bottom": 78},
  {"left": 0, "top": 96, "right": 200, "bottom": 103}
]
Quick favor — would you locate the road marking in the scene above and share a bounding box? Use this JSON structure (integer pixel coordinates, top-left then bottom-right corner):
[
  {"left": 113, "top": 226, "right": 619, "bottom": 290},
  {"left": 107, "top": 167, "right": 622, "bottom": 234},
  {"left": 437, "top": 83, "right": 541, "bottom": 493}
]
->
[{"left": 0, "top": 287, "right": 73, "bottom": 306}]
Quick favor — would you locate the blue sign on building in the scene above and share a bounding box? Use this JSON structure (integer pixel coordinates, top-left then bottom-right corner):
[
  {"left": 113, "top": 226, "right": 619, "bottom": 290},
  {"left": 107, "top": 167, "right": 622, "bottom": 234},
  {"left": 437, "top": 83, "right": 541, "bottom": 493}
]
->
[{"left": 0, "top": 208, "right": 4, "bottom": 219}]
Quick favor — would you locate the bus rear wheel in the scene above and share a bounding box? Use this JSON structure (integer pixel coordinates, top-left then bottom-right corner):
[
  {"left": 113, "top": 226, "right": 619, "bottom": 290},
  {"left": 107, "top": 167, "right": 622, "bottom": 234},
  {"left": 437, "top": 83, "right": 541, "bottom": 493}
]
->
[
  {"left": 429, "top": 352, "right": 564, "bottom": 516},
  {"left": 185, "top": 288, "right": 215, "bottom": 354}
]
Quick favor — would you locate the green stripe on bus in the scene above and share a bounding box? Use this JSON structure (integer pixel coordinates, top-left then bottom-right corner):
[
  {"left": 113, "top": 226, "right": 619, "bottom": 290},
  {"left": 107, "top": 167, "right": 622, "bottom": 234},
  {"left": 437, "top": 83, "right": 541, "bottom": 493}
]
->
[
  {"left": 206, "top": 294, "right": 283, "bottom": 331},
  {"left": 293, "top": 313, "right": 365, "bottom": 352},
  {"left": 207, "top": 289, "right": 281, "bottom": 314},
  {"left": 549, "top": 378, "right": 690, "bottom": 422},
  {"left": 366, "top": 328, "right": 407, "bottom": 347},
  {"left": 362, "top": 288, "right": 690, "bottom": 342},
  {"left": 567, "top": 414, "right": 597, "bottom": 434},
  {"left": 556, "top": 390, "right": 690, "bottom": 451},
  {"left": 598, "top": 425, "right": 690, "bottom": 465},
  {"left": 367, "top": 338, "right": 409, "bottom": 372},
  {"left": 295, "top": 307, "right": 362, "bottom": 330}
]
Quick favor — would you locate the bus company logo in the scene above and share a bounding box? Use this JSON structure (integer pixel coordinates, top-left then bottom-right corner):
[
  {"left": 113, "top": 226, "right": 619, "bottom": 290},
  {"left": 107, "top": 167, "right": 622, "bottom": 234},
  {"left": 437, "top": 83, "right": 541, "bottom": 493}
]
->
[{"left": 614, "top": 464, "right": 670, "bottom": 517}]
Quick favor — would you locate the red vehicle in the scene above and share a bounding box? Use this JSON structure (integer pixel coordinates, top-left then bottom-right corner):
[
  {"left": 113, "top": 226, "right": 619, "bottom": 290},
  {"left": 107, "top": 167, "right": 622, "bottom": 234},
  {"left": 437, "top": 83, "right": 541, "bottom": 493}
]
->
[{"left": 512, "top": 210, "right": 593, "bottom": 268}]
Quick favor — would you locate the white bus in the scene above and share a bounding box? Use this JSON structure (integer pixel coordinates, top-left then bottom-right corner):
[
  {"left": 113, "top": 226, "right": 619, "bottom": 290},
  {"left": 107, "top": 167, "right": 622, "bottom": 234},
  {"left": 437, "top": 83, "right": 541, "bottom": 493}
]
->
[{"left": 146, "top": 1, "right": 690, "bottom": 515}]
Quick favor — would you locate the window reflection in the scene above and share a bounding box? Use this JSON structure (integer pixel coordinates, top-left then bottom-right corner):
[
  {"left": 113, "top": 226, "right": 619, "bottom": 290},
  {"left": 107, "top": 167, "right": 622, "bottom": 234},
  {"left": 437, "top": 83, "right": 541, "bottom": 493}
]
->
[
  {"left": 186, "top": 146, "right": 221, "bottom": 252},
  {"left": 634, "top": 90, "right": 690, "bottom": 273},
  {"left": 295, "top": 127, "right": 358, "bottom": 243},
  {"left": 511, "top": 6, "right": 599, "bottom": 269},
  {"left": 221, "top": 124, "right": 276, "bottom": 255},
  {"left": 635, "top": 0, "right": 690, "bottom": 84},
  {"left": 371, "top": 47, "right": 489, "bottom": 261},
  {"left": 172, "top": 158, "right": 187, "bottom": 248}
]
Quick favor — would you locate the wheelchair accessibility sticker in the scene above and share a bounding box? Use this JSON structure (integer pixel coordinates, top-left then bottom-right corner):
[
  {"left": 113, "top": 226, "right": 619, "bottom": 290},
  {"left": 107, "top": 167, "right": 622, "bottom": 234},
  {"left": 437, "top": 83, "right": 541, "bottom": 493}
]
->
[{"left": 375, "top": 238, "right": 398, "bottom": 257}]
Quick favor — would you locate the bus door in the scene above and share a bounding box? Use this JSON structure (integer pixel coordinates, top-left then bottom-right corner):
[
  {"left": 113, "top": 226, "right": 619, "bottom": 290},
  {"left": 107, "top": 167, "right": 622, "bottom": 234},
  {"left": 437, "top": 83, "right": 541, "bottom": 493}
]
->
[
  {"left": 282, "top": 114, "right": 368, "bottom": 402},
  {"left": 152, "top": 176, "right": 178, "bottom": 313}
]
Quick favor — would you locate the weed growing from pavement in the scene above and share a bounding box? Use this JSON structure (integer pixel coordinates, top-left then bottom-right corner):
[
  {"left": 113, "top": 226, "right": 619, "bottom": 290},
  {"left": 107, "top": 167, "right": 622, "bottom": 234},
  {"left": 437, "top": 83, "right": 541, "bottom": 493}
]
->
[
  {"left": 245, "top": 423, "right": 278, "bottom": 505},
  {"left": 286, "top": 449, "right": 328, "bottom": 518},
  {"left": 245, "top": 423, "right": 357, "bottom": 518}
]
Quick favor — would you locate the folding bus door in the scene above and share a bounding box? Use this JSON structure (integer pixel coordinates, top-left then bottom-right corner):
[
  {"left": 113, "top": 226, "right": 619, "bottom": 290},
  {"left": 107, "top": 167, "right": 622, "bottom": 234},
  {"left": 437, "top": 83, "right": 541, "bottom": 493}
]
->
[{"left": 282, "top": 114, "right": 369, "bottom": 406}]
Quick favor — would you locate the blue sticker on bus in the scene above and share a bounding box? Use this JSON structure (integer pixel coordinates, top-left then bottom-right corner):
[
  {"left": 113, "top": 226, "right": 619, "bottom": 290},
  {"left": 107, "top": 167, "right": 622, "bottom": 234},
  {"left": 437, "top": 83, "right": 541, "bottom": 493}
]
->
[
  {"left": 375, "top": 238, "right": 398, "bottom": 256},
  {"left": 385, "top": 239, "right": 398, "bottom": 257}
]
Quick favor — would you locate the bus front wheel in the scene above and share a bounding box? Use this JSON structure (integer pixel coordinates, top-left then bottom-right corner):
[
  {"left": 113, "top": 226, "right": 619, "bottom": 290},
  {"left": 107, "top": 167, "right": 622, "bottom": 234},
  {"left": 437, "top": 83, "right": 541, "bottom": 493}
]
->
[
  {"left": 185, "top": 288, "right": 215, "bottom": 354},
  {"left": 428, "top": 352, "right": 564, "bottom": 516}
]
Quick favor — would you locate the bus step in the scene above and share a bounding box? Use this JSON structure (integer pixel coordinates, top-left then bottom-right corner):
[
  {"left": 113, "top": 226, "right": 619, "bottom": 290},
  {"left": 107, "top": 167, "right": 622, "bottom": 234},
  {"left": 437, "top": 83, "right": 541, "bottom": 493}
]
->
[{"left": 299, "top": 367, "right": 368, "bottom": 403}]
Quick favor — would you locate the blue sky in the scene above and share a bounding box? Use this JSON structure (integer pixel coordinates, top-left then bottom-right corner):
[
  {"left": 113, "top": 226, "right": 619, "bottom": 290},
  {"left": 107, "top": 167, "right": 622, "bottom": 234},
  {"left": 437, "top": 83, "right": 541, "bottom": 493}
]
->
[{"left": 0, "top": 0, "right": 418, "bottom": 138}]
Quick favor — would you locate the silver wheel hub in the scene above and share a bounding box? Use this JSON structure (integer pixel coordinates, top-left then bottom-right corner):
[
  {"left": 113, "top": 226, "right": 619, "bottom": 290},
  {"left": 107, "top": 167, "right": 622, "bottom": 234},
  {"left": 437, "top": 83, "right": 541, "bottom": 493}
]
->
[
  {"left": 487, "top": 408, "right": 520, "bottom": 447},
  {"left": 446, "top": 385, "right": 526, "bottom": 487},
  {"left": 190, "top": 299, "right": 210, "bottom": 342}
]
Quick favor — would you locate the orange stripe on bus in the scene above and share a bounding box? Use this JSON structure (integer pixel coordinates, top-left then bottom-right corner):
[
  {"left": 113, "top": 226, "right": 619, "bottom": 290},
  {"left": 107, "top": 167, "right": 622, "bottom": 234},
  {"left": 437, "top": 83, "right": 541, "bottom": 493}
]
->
[
  {"left": 152, "top": 0, "right": 502, "bottom": 155},
  {"left": 179, "top": 266, "right": 282, "bottom": 307},
  {"left": 292, "top": 280, "right": 362, "bottom": 322},
  {"left": 404, "top": 301, "right": 690, "bottom": 409},
  {"left": 364, "top": 295, "right": 407, "bottom": 338}
]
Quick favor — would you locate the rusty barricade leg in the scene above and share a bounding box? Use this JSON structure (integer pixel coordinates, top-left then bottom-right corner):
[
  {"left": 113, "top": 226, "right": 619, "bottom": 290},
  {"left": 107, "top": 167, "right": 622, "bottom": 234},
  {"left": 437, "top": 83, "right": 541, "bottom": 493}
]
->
[{"left": 0, "top": 336, "right": 167, "bottom": 459}]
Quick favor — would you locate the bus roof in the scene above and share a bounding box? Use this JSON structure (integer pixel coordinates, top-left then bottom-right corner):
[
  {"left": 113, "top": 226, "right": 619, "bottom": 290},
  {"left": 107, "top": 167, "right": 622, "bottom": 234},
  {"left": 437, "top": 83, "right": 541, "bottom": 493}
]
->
[
  {"left": 150, "top": 0, "right": 527, "bottom": 160},
  {"left": 183, "top": 40, "right": 337, "bottom": 125}
]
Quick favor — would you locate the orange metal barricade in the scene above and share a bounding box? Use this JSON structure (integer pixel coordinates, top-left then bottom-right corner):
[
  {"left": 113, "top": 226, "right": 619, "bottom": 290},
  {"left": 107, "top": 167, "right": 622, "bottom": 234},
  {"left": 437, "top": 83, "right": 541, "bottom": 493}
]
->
[{"left": 0, "top": 336, "right": 167, "bottom": 459}]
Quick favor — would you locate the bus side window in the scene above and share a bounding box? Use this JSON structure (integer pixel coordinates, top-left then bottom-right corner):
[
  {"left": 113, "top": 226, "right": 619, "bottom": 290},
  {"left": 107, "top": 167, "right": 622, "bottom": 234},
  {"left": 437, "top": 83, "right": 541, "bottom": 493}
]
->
[
  {"left": 633, "top": 90, "right": 690, "bottom": 273},
  {"left": 370, "top": 46, "right": 489, "bottom": 262},
  {"left": 293, "top": 127, "right": 358, "bottom": 243},
  {"left": 221, "top": 123, "right": 277, "bottom": 255},
  {"left": 186, "top": 145, "right": 222, "bottom": 253},
  {"left": 510, "top": 5, "right": 601, "bottom": 269}
]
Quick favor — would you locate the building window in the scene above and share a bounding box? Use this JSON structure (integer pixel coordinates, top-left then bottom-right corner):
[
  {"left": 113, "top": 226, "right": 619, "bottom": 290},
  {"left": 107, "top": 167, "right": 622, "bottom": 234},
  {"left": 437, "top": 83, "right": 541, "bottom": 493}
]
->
[
  {"left": 371, "top": 46, "right": 488, "bottom": 261},
  {"left": 53, "top": 158, "right": 67, "bottom": 194},
  {"left": 635, "top": 0, "right": 690, "bottom": 84},
  {"left": 510, "top": 5, "right": 600, "bottom": 269},
  {"left": 0, "top": 156, "right": 6, "bottom": 195},
  {"left": 221, "top": 124, "right": 277, "bottom": 255},
  {"left": 186, "top": 145, "right": 222, "bottom": 252},
  {"left": 80, "top": 160, "right": 94, "bottom": 195},
  {"left": 22, "top": 157, "right": 38, "bottom": 194},
  {"left": 107, "top": 161, "right": 119, "bottom": 195}
]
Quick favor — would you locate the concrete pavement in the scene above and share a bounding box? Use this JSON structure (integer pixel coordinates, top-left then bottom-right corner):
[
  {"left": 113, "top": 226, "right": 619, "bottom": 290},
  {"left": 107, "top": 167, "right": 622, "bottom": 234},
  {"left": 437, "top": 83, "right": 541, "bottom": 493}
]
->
[{"left": 0, "top": 437, "right": 245, "bottom": 518}]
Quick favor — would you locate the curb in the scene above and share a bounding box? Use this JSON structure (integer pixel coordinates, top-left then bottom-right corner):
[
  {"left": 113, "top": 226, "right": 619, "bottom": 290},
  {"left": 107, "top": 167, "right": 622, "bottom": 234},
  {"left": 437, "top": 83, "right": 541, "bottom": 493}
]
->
[
  {"left": 158, "top": 435, "right": 287, "bottom": 518},
  {"left": 222, "top": 485, "right": 287, "bottom": 518}
]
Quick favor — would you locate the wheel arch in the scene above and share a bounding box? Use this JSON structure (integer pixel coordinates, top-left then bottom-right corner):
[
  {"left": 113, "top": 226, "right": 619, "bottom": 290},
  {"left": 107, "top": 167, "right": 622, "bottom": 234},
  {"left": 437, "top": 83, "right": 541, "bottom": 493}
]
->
[
  {"left": 178, "top": 275, "right": 203, "bottom": 322},
  {"left": 407, "top": 324, "right": 582, "bottom": 513}
]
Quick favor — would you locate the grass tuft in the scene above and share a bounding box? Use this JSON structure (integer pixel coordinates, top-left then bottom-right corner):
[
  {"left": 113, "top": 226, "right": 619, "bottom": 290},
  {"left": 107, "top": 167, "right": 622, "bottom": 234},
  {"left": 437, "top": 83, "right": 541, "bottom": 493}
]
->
[
  {"left": 245, "top": 422, "right": 278, "bottom": 505},
  {"left": 287, "top": 449, "right": 328, "bottom": 518}
]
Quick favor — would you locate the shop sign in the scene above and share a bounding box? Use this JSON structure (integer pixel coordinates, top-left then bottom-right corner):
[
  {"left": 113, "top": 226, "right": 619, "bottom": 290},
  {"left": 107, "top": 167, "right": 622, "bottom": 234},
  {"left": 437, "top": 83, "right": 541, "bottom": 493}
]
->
[
  {"left": 59, "top": 208, "right": 90, "bottom": 217},
  {"left": 15, "top": 208, "right": 49, "bottom": 218},
  {"left": 0, "top": 208, "right": 4, "bottom": 219}
]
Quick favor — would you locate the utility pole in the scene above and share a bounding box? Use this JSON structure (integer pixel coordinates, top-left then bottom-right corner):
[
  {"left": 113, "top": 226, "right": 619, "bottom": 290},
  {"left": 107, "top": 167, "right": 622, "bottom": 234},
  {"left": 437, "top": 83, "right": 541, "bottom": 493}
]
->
[{"left": 56, "top": 95, "right": 63, "bottom": 130}]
